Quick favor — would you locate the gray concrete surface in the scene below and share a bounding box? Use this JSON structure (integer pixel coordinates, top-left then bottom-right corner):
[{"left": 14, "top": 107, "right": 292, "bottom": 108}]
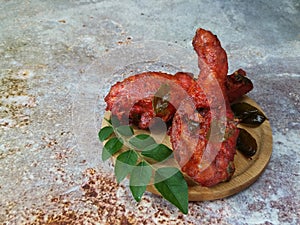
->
[{"left": 0, "top": 0, "right": 299, "bottom": 224}]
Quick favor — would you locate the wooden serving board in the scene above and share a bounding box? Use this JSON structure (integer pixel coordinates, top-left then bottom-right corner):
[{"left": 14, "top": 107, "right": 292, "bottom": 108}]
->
[{"left": 101, "top": 96, "right": 272, "bottom": 201}]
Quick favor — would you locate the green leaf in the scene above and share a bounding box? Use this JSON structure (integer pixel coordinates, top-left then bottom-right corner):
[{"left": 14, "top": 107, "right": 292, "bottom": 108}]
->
[
  {"left": 231, "top": 102, "right": 266, "bottom": 127},
  {"left": 116, "top": 125, "right": 134, "bottom": 137},
  {"left": 129, "top": 134, "right": 156, "bottom": 150},
  {"left": 102, "top": 137, "right": 123, "bottom": 161},
  {"left": 115, "top": 150, "right": 138, "bottom": 183},
  {"left": 98, "top": 126, "right": 114, "bottom": 142},
  {"left": 110, "top": 115, "right": 120, "bottom": 127},
  {"left": 142, "top": 144, "right": 173, "bottom": 162},
  {"left": 154, "top": 167, "right": 188, "bottom": 214},
  {"left": 129, "top": 161, "right": 152, "bottom": 202}
]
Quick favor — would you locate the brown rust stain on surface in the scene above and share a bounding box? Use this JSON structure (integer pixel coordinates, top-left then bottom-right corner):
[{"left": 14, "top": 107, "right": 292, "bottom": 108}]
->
[
  {"left": 23, "top": 168, "right": 137, "bottom": 225},
  {"left": 0, "top": 69, "right": 36, "bottom": 128}
]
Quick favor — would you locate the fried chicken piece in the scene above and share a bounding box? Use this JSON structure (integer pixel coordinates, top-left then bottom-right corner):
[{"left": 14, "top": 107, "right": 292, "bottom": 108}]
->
[
  {"left": 226, "top": 69, "right": 253, "bottom": 102},
  {"left": 105, "top": 71, "right": 207, "bottom": 129},
  {"left": 105, "top": 28, "right": 250, "bottom": 187},
  {"left": 171, "top": 28, "right": 239, "bottom": 187}
]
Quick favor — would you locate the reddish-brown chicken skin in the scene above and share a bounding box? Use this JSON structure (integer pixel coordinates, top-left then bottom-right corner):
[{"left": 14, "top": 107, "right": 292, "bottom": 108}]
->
[
  {"left": 226, "top": 69, "right": 253, "bottom": 102},
  {"left": 170, "top": 28, "right": 239, "bottom": 186},
  {"left": 105, "top": 71, "right": 207, "bottom": 129}
]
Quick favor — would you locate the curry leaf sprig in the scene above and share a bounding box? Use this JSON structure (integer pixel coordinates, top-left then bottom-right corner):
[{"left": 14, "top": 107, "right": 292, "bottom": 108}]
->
[{"left": 98, "top": 118, "right": 189, "bottom": 214}]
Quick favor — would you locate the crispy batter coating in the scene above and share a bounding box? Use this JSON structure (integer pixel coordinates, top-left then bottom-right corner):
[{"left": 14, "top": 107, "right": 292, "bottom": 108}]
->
[
  {"left": 171, "top": 28, "right": 239, "bottom": 186},
  {"left": 226, "top": 69, "right": 253, "bottom": 102},
  {"left": 105, "top": 71, "right": 207, "bottom": 129}
]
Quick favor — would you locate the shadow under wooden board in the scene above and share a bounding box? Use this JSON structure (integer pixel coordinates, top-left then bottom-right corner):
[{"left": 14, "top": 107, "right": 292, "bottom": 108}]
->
[{"left": 101, "top": 95, "right": 272, "bottom": 201}]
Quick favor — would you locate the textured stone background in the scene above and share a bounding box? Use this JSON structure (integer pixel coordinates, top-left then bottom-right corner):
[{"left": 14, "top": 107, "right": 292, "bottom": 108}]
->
[{"left": 0, "top": 0, "right": 299, "bottom": 224}]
